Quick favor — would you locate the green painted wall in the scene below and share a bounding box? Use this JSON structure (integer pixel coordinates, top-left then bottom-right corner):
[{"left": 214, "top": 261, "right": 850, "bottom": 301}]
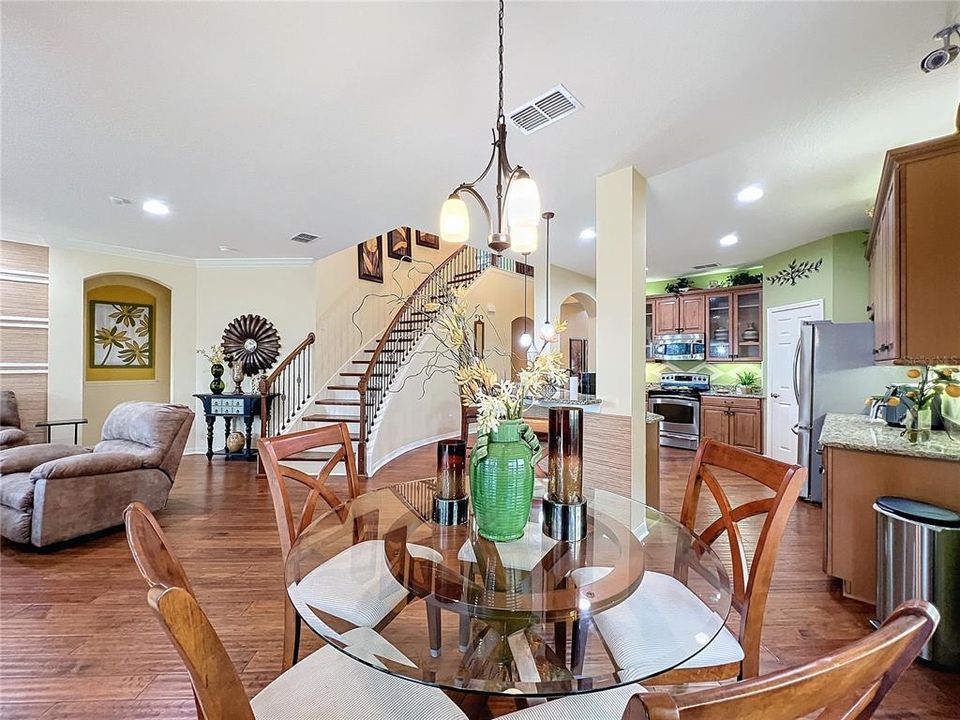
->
[
  {"left": 761, "top": 231, "right": 869, "bottom": 321},
  {"left": 645, "top": 266, "right": 762, "bottom": 296}
]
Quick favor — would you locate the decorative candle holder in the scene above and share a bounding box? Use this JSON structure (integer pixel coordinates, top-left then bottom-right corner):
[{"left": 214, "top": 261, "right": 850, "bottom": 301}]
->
[
  {"left": 543, "top": 406, "right": 587, "bottom": 542},
  {"left": 433, "top": 439, "right": 468, "bottom": 525}
]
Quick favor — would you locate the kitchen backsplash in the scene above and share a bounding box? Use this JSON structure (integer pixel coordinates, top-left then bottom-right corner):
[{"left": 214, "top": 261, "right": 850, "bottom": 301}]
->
[{"left": 646, "top": 361, "right": 763, "bottom": 387}]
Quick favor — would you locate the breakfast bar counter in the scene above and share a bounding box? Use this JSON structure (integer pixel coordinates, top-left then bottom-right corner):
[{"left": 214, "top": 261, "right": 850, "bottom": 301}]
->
[{"left": 819, "top": 413, "right": 960, "bottom": 604}]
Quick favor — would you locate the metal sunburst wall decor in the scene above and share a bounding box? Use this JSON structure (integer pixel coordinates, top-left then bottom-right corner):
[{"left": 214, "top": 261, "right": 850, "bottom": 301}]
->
[
  {"left": 221, "top": 314, "right": 281, "bottom": 376},
  {"left": 766, "top": 258, "right": 823, "bottom": 287}
]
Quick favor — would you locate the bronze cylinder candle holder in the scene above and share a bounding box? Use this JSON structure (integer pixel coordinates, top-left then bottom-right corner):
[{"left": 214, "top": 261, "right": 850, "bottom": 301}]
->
[
  {"left": 543, "top": 406, "right": 587, "bottom": 541},
  {"left": 433, "top": 439, "right": 468, "bottom": 525}
]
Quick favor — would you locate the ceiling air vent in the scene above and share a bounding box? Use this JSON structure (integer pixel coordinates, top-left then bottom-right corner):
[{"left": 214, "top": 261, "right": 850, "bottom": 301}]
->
[
  {"left": 508, "top": 84, "right": 581, "bottom": 135},
  {"left": 691, "top": 262, "right": 720, "bottom": 271},
  {"left": 290, "top": 233, "right": 319, "bottom": 244}
]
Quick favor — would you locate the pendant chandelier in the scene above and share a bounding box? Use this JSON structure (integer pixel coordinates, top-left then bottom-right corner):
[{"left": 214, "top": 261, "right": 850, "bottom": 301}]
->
[{"left": 439, "top": 0, "right": 541, "bottom": 254}]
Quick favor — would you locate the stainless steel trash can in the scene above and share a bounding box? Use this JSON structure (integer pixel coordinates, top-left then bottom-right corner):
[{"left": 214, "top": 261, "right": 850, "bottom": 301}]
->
[{"left": 875, "top": 496, "right": 960, "bottom": 670}]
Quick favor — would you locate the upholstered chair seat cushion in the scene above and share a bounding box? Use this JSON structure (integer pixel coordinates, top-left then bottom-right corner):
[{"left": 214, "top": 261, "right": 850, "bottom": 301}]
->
[
  {"left": 249, "top": 643, "right": 467, "bottom": 720},
  {"left": 0, "top": 427, "right": 28, "bottom": 450},
  {"left": 499, "top": 683, "right": 645, "bottom": 720}
]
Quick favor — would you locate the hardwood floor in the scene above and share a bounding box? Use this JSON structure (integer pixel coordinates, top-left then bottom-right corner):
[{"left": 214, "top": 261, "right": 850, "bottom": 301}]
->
[{"left": 1, "top": 446, "right": 957, "bottom": 718}]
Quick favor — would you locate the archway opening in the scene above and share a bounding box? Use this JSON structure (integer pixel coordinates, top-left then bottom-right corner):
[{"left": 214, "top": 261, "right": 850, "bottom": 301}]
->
[
  {"left": 510, "top": 316, "right": 533, "bottom": 380},
  {"left": 559, "top": 292, "right": 596, "bottom": 375},
  {"left": 82, "top": 274, "right": 172, "bottom": 442}
]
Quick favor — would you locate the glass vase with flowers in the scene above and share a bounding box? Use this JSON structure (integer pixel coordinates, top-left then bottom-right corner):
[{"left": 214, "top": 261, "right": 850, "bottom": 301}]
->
[
  {"left": 434, "top": 286, "right": 568, "bottom": 540},
  {"left": 884, "top": 366, "right": 960, "bottom": 443}
]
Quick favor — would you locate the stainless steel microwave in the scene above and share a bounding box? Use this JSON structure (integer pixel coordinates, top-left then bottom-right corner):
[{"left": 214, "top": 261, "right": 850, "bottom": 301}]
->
[{"left": 653, "top": 333, "right": 705, "bottom": 361}]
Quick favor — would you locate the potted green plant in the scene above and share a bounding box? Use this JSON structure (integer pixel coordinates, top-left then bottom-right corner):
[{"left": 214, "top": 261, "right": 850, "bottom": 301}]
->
[
  {"left": 664, "top": 277, "right": 695, "bottom": 295},
  {"left": 736, "top": 369, "right": 761, "bottom": 396}
]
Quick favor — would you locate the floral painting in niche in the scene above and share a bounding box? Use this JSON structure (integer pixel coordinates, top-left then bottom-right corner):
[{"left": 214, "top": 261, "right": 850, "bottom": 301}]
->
[{"left": 90, "top": 301, "right": 154, "bottom": 367}]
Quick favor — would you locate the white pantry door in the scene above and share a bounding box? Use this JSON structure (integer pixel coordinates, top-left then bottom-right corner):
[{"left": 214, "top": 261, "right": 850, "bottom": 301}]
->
[{"left": 765, "top": 300, "right": 823, "bottom": 464}]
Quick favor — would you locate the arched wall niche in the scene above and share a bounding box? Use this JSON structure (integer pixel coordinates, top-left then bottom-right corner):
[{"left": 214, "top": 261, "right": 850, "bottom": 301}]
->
[
  {"left": 82, "top": 273, "right": 172, "bottom": 440},
  {"left": 559, "top": 292, "right": 596, "bottom": 372}
]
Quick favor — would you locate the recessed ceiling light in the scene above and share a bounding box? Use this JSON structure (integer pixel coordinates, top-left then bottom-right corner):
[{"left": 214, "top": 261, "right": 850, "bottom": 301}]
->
[
  {"left": 218, "top": 245, "right": 237, "bottom": 253},
  {"left": 579, "top": 227, "right": 596, "bottom": 241},
  {"left": 736, "top": 185, "right": 764, "bottom": 203},
  {"left": 719, "top": 233, "right": 739, "bottom": 247},
  {"left": 142, "top": 199, "right": 170, "bottom": 216}
]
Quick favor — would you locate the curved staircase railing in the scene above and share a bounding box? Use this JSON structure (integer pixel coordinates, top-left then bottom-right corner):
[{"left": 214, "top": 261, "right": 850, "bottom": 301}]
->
[
  {"left": 259, "top": 331, "right": 316, "bottom": 444},
  {"left": 357, "top": 245, "right": 514, "bottom": 475}
]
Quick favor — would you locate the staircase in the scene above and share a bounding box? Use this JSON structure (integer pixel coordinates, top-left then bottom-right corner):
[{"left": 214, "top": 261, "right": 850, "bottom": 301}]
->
[{"left": 304, "top": 245, "right": 514, "bottom": 476}]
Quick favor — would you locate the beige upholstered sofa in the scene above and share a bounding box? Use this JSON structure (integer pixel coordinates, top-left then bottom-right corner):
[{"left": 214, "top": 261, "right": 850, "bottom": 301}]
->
[
  {"left": 0, "top": 390, "right": 29, "bottom": 451},
  {"left": 0, "top": 401, "right": 194, "bottom": 547}
]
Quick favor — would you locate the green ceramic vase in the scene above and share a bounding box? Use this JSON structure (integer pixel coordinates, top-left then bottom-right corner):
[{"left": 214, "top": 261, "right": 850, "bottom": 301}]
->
[{"left": 470, "top": 419, "right": 534, "bottom": 541}]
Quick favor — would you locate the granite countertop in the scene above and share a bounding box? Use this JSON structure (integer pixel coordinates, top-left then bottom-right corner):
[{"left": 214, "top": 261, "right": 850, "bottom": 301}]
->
[
  {"left": 819, "top": 413, "right": 960, "bottom": 462},
  {"left": 699, "top": 389, "right": 764, "bottom": 399},
  {"left": 524, "top": 403, "right": 662, "bottom": 424}
]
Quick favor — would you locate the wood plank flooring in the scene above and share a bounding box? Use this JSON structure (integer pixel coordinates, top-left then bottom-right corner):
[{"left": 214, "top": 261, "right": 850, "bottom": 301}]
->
[{"left": 1, "top": 446, "right": 958, "bottom": 718}]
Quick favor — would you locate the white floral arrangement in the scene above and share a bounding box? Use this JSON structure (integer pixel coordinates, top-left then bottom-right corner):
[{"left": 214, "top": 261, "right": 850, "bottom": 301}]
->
[
  {"left": 197, "top": 344, "right": 225, "bottom": 366},
  {"left": 434, "top": 286, "right": 569, "bottom": 435}
]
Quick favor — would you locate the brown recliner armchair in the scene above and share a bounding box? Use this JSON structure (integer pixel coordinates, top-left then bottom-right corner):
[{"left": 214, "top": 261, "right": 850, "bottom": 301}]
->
[
  {"left": 0, "top": 390, "right": 29, "bottom": 451},
  {"left": 0, "top": 401, "right": 194, "bottom": 547}
]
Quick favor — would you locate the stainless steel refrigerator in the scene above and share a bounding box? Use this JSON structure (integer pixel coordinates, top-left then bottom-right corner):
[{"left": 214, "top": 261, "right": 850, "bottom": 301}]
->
[{"left": 795, "top": 321, "right": 905, "bottom": 502}]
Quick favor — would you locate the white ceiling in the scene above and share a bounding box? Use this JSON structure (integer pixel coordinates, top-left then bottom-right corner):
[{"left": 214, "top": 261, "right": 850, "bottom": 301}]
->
[{"left": 3, "top": 1, "right": 958, "bottom": 278}]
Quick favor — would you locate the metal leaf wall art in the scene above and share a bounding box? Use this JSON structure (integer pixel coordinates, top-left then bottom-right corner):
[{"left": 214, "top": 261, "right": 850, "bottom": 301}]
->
[
  {"left": 766, "top": 258, "right": 823, "bottom": 287},
  {"left": 221, "top": 314, "right": 281, "bottom": 375}
]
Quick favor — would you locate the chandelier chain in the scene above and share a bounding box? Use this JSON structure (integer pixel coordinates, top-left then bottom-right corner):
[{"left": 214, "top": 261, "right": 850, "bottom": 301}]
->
[{"left": 497, "top": 0, "right": 505, "bottom": 123}]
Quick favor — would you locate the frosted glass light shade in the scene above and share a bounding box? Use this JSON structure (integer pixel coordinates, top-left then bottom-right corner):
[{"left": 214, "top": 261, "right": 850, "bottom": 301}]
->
[
  {"left": 519, "top": 332, "right": 533, "bottom": 348},
  {"left": 506, "top": 174, "right": 541, "bottom": 229},
  {"left": 510, "top": 224, "right": 538, "bottom": 254},
  {"left": 440, "top": 195, "right": 470, "bottom": 243},
  {"left": 540, "top": 321, "right": 558, "bottom": 343}
]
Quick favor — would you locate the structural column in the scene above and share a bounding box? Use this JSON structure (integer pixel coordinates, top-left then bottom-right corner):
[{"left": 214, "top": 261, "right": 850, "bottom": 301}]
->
[{"left": 595, "top": 167, "right": 647, "bottom": 500}]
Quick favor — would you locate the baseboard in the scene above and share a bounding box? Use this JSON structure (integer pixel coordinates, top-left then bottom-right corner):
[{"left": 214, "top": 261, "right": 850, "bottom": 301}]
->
[{"left": 366, "top": 430, "right": 460, "bottom": 477}]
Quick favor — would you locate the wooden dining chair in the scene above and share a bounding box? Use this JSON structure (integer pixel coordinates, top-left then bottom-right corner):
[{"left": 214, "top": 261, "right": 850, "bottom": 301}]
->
[
  {"left": 131, "top": 513, "right": 469, "bottom": 720},
  {"left": 503, "top": 600, "right": 939, "bottom": 720},
  {"left": 581, "top": 439, "right": 806, "bottom": 682},
  {"left": 258, "top": 424, "right": 442, "bottom": 670}
]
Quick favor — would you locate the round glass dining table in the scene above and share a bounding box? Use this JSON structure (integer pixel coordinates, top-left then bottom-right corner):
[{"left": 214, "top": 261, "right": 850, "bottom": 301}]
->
[{"left": 284, "top": 479, "right": 732, "bottom": 698}]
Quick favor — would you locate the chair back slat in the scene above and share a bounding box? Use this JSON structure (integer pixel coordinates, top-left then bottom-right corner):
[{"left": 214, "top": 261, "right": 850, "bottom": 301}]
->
[
  {"left": 149, "top": 586, "right": 256, "bottom": 720},
  {"left": 124, "top": 501, "right": 193, "bottom": 595},
  {"left": 623, "top": 601, "right": 939, "bottom": 720},
  {"left": 258, "top": 424, "right": 360, "bottom": 560},
  {"left": 678, "top": 440, "right": 806, "bottom": 677}
]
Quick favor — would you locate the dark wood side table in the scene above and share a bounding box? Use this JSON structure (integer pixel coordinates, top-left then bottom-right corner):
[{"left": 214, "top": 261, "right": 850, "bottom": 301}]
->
[
  {"left": 193, "top": 393, "right": 277, "bottom": 462},
  {"left": 35, "top": 418, "right": 88, "bottom": 444}
]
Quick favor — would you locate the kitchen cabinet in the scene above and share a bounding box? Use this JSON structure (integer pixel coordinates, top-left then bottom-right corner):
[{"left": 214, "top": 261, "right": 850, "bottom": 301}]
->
[
  {"left": 867, "top": 121, "right": 960, "bottom": 364},
  {"left": 706, "top": 287, "right": 763, "bottom": 362},
  {"left": 700, "top": 395, "right": 763, "bottom": 453},
  {"left": 652, "top": 293, "right": 705, "bottom": 336}
]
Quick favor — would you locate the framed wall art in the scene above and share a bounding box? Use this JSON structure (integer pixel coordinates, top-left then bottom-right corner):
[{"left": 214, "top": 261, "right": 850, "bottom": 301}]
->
[
  {"left": 415, "top": 230, "right": 440, "bottom": 250},
  {"left": 89, "top": 301, "right": 154, "bottom": 368},
  {"left": 358, "top": 235, "right": 384, "bottom": 283},
  {"left": 387, "top": 227, "right": 412, "bottom": 262},
  {"left": 569, "top": 337, "right": 588, "bottom": 375}
]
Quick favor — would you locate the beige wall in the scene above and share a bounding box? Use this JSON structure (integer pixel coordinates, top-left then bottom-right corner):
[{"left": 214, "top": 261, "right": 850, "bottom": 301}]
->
[
  {"left": 559, "top": 296, "right": 596, "bottom": 372},
  {"left": 313, "top": 237, "right": 456, "bottom": 391},
  {"left": 368, "top": 267, "right": 527, "bottom": 473},
  {"left": 48, "top": 245, "right": 198, "bottom": 446},
  {"left": 83, "top": 275, "right": 172, "bottom": 440}
]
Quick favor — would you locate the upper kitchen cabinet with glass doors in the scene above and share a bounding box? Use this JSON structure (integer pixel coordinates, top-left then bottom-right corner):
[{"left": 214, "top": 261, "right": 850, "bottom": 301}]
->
[{"left": 706, "top": 287, "right": 762, "bottom": 362}]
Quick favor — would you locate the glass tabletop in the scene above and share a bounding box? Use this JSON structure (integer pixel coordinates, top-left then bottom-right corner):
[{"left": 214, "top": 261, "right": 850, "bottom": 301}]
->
[{"left": 284, "top": 479, "right": 732, "bottom": 696}]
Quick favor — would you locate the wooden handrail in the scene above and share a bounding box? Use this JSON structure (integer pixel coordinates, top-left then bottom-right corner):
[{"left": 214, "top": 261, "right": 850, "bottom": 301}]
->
[
  {"left": 261, "top": 332, "right": 316, "bottom": 391},
  {"left": 358, "top": 248, "right": 467, "bottom": 395}
]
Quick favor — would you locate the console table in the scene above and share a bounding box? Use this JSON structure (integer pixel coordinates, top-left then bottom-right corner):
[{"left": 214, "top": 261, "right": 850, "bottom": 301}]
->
[{"left": 193, "top": 393, "right": 278, "bottom": 461}]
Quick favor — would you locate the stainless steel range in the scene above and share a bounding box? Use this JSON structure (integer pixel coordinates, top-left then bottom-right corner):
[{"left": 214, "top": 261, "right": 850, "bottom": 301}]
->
[{"left": 647, "top": 372, "right": 710, "bottom": 450}]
